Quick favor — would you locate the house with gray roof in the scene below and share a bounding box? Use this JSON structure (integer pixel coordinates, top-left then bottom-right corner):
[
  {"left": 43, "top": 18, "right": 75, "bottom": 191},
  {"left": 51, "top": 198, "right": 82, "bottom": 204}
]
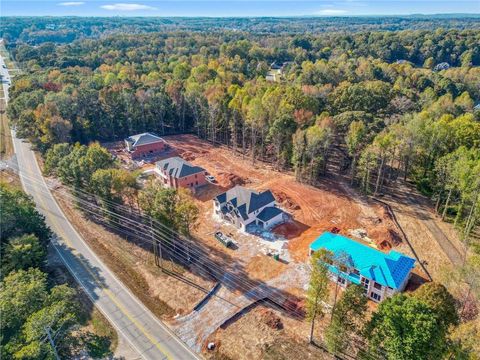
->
[
  {"left": 155, "top": 156, "right": 207, "bottom": 190},
  {"left": 213, "top": 186, "right": 288, "bottom": 231},
  {"left": 125, "top": 132, "right": 166, "bottom": 159}
]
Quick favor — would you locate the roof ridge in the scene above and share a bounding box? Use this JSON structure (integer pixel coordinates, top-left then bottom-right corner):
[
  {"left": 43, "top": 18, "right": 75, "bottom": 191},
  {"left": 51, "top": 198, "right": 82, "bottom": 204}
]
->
[{"left": 310, "top": 232, "right": 415, "bottom": 289}]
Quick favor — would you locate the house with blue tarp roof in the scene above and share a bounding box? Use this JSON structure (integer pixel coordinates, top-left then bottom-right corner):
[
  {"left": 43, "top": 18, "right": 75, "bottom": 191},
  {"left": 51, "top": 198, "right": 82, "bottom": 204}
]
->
[{"left": 309, "top": 232, "right": 415, "bottom": 302}]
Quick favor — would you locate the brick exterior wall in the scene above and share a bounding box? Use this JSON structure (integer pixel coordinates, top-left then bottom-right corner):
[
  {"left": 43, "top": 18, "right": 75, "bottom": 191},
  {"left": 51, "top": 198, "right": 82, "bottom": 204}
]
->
[
  {"left": 130, "top": 142, "right": 166, "bottom": 159},
  {"left": 158, "top": 170, "right": 208, "bottom": 190}
]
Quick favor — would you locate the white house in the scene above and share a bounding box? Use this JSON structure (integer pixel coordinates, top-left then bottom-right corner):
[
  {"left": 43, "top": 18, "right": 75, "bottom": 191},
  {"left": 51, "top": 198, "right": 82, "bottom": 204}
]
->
[
  {"left": 213, "top": 185, "right": 287, "bottom": 231},
  {"left": 309, "top": 232, "right": 416, "bottom": 302},
  {"left": 266, "top": 68, "right": 282, "bottom": 82}
]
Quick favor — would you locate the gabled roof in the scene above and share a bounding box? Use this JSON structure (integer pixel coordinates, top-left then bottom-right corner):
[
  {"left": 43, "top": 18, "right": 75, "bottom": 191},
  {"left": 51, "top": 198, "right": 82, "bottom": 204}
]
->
[
  {"left": 270, "top": 61, "right": 283, "bottom": 70},
  {"left": 215, "top": 186, "right": 275, "bottom": 217},
  {"left": 125, "top": 132, "right": 164, "bottom": 147},
  {"left": 310, "top": 232, "right": 415, "bottom": 290},
  {"left": 156, "top": 157, "right": 205, "bottom": 178},
  {"left": 257, "top": 206, "right": 283, "bottom": 222}
]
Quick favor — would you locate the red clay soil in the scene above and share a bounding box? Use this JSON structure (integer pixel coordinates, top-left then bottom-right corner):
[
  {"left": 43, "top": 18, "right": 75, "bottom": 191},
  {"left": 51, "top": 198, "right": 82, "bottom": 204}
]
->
[
  {"left": 216, "top": 172, "right": 247, "bottom": 188},
  {"left": 258, "top": 308, "right": 283, "bottom": 330},
  {"left": 271, "top": 190, "right": 301, "bottom": 210},
  {"left": 162, "top": 134, "right": 400, "bottom": 262}
]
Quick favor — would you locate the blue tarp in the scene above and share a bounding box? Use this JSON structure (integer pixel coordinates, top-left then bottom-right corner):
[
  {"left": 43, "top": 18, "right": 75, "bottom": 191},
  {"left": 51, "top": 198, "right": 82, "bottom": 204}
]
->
[{"left": 310, "top": 232, "right": 415, "bottom": 289}]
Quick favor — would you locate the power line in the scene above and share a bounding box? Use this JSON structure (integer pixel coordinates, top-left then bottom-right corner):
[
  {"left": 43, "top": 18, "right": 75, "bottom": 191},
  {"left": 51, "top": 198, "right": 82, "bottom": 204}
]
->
[
  {"left": 8, "top": 163, "right": 392, "bottom": 359},
  {"left": 14, "top": 167, "right": 308, "bottom": 311},
  {"left": 12, "top": 169, "right": 304, "bottom": 316}
]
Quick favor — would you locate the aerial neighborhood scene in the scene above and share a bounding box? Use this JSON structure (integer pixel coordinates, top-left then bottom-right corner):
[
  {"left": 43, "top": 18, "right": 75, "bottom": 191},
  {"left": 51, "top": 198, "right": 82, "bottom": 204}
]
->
[{"left": 0, "top": 1, "right": 479, "bottom": 359}]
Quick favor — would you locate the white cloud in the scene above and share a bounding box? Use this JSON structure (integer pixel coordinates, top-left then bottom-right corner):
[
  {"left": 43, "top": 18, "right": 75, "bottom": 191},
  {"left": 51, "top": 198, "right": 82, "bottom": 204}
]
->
[
  {"left": 317, "top": 9, "right": 348, "bottom": 15},
  {"left": 100, "top": 3, "right": 157, "bottom": 11},
  {"left": 58, "top": 1, "right": 85, "bottom": 6}
]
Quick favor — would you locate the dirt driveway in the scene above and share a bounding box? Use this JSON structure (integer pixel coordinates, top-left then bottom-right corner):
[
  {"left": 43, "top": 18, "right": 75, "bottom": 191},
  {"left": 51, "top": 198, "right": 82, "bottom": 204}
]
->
[{"left": 381, "top": 181, "right": 466, "bottom": 279}]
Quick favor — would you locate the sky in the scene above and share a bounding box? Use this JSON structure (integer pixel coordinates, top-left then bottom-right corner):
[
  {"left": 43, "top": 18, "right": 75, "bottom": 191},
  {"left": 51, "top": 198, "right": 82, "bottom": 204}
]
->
[{"left": 2, "top": 0, "right": 480, "bottom": 17}]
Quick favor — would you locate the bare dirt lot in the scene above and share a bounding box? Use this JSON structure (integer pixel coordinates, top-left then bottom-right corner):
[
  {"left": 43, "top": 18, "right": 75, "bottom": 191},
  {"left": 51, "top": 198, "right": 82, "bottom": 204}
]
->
[
  {"left": 205, "top": 302, "right": 338, "bottom": 360},
  {"left": 161, "top": 134, "right": 401, "bottom": 265},
  {"left": 102, "top": 134, "right": 407, "bottom": 355},
  {"left": 98, "top": 134, "right": 465, "bottom": 357}
]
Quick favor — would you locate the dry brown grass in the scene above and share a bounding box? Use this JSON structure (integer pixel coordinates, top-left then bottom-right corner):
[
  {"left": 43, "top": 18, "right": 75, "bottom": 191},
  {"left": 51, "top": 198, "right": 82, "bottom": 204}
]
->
[
  {"left": 0, "top": 102, "right": 13, "bottom": 160},
  {"left": 205, "top": 304, "right": 333, "bottom": 360},
  {"left": 52, "top": 191, "right": 214, "bottom": 319}
]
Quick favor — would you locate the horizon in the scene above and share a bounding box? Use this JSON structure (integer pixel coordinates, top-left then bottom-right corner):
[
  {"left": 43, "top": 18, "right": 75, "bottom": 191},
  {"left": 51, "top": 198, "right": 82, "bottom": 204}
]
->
[
  {"left": 2, "top": 13, "right": 480, "bottom": 18},
  {"left": 3, "top": 1, "right": 480, "bottom": 17}
]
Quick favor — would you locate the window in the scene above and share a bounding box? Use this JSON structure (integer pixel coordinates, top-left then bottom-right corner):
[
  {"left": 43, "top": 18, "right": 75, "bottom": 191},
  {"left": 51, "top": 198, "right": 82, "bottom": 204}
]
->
[
  {"left": 370, "top": 292, "right": 381, "bottom": 302},
  {"left": 373, "top": 282, "right": 382, "bottom": 290},
  {"left": 353, "top": 269, "right": 360, "bottom": 275},
  {"left": 337, "top": 277, "right": 346, "bottom": 285}
]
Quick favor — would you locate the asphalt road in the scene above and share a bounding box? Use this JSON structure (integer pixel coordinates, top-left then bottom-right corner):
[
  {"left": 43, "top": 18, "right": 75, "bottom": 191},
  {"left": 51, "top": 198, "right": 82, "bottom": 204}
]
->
[
  {"left": 0, "top": 50, "right": 10, "bottom": 103},
  {"left": 4, "top": 51, "right": 198, "bottom": 360}
]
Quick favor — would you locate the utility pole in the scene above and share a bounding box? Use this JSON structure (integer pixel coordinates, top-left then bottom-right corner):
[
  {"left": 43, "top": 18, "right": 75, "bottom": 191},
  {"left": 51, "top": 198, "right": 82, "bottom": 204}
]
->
[
  {"left": 149, "top": 218, "right": 162, "bottom": 269},
  {"left": 44, "top": 326, "right": 61, "bottom": 360}
]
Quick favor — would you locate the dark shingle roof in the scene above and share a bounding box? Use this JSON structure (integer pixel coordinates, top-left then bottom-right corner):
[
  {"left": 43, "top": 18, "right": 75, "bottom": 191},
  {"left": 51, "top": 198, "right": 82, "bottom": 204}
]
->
[
  {"left": 125, "top": 133, "right": 164, "bottom": 147},
  {"left": 156, "top": 157, "right": 205, "bottom": 178},
  {"left": 215, "top": 186, "right": 275, "bottom": 217},
  {"left": 257, "top": 207, "right": 283, "bottom": 222}
]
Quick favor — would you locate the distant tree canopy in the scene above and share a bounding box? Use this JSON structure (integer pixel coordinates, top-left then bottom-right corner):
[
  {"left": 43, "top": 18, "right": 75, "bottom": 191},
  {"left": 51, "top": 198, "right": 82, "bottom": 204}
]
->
[
  {"left": 2, "top": 17, "right": 479, "bottom": 360},
  {"left": 5, "top": 20, "right": 479, "bottom": 248}
]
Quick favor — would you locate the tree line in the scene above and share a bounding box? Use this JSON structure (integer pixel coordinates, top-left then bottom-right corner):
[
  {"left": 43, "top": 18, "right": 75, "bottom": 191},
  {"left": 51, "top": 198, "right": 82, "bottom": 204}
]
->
[
  {"left": 44, "top": 142, "right": 199, "bottom": 236},
  {"left": 2, "top": 16, "right": 480, "bottom": 46},
  {"left": 0, "top": 183, "right": 116, "bottom": 359},
  {"left": 6, "top": 27, "right": 479, "bottom": 243},
  {"left": 3, "top": 19, "right": 479, "bottom": 358}
]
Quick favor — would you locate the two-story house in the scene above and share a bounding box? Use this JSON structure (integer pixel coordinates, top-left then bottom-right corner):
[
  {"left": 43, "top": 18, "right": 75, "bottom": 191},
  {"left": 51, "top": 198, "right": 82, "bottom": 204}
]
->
[
  {"left": 155, "top": 156, "right": 207, "bottom": 190},
  {"left": 124, "top": 132, "right": 166, "bottom": 159},
  {"left": 213, "top": 186, "right": 287, "bottom": 231},
  {"left": 309, "top": 232, "right": 416, "bottom": 302}
]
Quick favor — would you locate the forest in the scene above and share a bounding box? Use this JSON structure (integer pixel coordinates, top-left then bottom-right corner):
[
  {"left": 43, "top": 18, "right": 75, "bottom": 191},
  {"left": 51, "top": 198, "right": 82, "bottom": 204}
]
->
[
  {"left": 2, "top": 15, "right": 480, "bottom": 45},
  {"left": 4, "top": 18, "right": 480, "bottom": 249},
  {"left": 0, "top": 183, "right": 117, "bottom": 359},
  {"left": 2, "top": 16, "right": 480, "bottom": 359}
]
